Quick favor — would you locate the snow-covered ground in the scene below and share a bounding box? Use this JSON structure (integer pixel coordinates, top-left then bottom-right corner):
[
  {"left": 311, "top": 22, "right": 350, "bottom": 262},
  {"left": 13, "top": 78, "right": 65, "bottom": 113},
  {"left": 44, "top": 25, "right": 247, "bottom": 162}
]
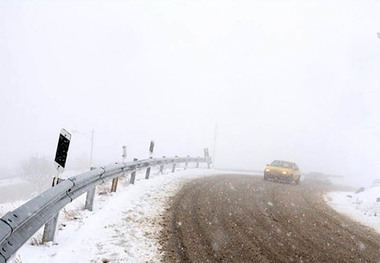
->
[
  {"left": 8, "top": 168, "right": 223, "bottom": 263},
  {"left": 10, "top": 168, "right": 379, "bottom": 262},
  {"left": 325, "top": 186, "right": 380, "bottom": 234}
]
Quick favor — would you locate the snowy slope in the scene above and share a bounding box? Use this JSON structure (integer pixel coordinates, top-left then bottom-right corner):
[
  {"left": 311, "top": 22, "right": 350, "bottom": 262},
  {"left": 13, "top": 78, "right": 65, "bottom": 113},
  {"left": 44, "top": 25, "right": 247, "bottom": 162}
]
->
[
  {"left": 325, "top": 186, "right": 380, "bottom": 234},
  {"left": 10, "top": 168, "right": 224, "bottom": 263}
]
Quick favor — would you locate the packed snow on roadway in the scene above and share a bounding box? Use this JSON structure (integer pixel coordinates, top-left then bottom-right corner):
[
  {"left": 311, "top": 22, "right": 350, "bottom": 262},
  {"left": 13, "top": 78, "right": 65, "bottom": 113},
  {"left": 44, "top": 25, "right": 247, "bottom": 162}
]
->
[
  {"left": 1, "top": 168, "right": 219, "bottom": 263},
  {"left": 325, "top": 185, "right": 380, "bottom": 234}
]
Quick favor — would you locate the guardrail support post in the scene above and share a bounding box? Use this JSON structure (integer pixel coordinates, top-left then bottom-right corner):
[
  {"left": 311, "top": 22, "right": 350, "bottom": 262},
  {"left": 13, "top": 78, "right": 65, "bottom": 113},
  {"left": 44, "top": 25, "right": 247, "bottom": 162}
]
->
[
  {"left": 111, "top": 177, "right": 119, "bottom": 192},
  {"left": 204, "top": 148, "right": 211, "bottom": 169},
  {"left": 159, "top": 156, "right": 165, "bottom": 174},
  {"left": 42, "top": 213, "right": 59, "bottom": 243},
  {"left": 85, "top": 187, "right": 96, "bottom": 211},
  {"left": 42, "top": 175, "right": 62, "bottom": 243},
  {"left": 145, "top": 166, "right": 151, "bottom": 179},
  {"left": 84, "top": 167, "right": 97, "bottom": 210},
  {"left": 172, "top": 156, "right": 177, "bottom": 173},
  {"left": 130, "top": 158, "right": 138, "bottom": 184}
]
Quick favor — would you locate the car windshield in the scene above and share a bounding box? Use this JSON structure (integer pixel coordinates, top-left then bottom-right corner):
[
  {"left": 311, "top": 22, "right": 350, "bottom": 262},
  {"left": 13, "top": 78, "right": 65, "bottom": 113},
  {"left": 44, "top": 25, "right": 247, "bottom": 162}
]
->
[
  {"left": 281, "top": 162, "right": 293, "bottom": 168},
  {"left": 270, "top": 161, "right": 293, "bottom": 168}
]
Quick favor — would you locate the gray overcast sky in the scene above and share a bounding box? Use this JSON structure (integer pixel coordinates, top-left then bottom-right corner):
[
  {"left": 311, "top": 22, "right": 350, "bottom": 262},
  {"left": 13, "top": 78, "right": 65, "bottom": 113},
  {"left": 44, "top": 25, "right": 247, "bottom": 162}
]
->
[{"left": 0, "top": 0, "right": 379, "bottom": 186}]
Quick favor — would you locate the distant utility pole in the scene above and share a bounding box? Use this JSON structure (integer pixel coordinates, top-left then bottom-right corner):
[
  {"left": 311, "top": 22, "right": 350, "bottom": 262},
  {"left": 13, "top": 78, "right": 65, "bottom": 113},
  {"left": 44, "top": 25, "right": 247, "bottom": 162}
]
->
[
  {"left": 90, "top": 129, "right": 94, "bottom": 167},
  {"left": 212, "top": 124, "right": 218, "bottom": 168}
]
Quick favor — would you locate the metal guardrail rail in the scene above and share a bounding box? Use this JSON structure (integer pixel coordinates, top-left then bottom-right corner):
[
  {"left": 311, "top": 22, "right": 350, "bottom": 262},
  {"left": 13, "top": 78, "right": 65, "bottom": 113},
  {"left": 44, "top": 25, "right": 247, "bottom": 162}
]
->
[{"left": 0, "top": 156, "right": 211, "bottom": 263}]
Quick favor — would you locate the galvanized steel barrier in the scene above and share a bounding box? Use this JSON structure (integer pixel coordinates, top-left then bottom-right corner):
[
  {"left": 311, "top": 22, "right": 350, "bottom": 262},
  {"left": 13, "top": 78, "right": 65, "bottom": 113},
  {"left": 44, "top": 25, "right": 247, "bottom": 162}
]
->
[{"left": 0, "top": 155, "right": 211, "bottom": 263}]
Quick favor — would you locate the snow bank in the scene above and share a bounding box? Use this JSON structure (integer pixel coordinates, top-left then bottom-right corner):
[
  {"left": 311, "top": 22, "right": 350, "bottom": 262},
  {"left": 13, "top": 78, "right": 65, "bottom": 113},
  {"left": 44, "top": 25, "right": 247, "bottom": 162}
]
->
[
  {"left": 325, "top": 186, "right": 380, "bottom": 234},
  {"left": 11, "top": 168, "right": 219, "bottom": 263}
]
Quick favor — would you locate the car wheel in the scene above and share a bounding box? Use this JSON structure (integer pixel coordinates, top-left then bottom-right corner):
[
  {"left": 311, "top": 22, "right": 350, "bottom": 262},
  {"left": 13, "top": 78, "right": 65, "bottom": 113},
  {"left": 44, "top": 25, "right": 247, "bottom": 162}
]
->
[
  {"left": 264, "top": 174, "right": 269, "bottom": 180},
  {"left": 288, "top": 175, "right": 293, "bottom": 184},
  {"left": 294, "top": 177, "right": 300, "bottom": 185}
]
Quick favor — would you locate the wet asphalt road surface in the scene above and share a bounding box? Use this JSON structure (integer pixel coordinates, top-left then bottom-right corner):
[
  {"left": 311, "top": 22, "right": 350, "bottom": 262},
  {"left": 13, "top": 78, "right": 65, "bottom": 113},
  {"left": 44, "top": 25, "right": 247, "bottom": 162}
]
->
[{"left": 159, "top": 174, "right": 380, "bottom": 263}]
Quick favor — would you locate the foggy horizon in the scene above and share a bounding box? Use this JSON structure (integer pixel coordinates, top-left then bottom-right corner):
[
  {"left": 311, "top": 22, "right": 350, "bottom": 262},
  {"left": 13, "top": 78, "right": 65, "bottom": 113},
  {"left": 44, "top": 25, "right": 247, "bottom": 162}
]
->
[{"left": 1, "top": 0, "right": 380, "bottom": 187}]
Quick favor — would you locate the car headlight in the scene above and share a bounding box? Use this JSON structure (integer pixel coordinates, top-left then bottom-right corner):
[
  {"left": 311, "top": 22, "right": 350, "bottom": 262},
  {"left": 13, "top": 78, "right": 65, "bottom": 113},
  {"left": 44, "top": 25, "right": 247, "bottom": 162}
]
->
[
  {"left": 265, "top": 168, "right": 271, "bottom": 172},
  {"left": 282, "top": 171, "right": 287, "bottom": 175}
]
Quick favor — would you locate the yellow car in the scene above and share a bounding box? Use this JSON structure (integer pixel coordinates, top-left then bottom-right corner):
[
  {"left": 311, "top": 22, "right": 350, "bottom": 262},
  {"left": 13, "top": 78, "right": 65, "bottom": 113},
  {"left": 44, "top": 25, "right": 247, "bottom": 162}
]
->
[{"left": 264, "top": 160, "right": 301, "bottom": 184}]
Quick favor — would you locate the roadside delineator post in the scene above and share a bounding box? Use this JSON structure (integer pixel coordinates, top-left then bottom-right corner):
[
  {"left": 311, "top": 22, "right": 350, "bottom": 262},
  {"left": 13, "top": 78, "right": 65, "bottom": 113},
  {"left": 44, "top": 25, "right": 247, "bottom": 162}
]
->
[
  {"left": 172, "top": 156, "right": 177, "bottom": 173},
  {"left": 159, "top": 156, "right": 165, "bottom": 174},
  {"left": 145, "top": 141, "right": 154, "bottom": 179},
  {"left": 196, "top": 157, "right": 200, "bottom": 168},
  {"left": 184, "top": 155, "right": 189, "bottom": 170},
  {"left": 122, "top": 145, "right": 128, "bottom": 183},
  {"left": 204, "top": 148, "right": 211, "bottom": 169},
  {"left": 130, "top": 158, "right": 138, "bottom": 184},
  {"left": 42, "top": 128, "right": 71, "bottom": 243},
  {"left": 111, "top": 145, "right": 127, "bottom": 192}
]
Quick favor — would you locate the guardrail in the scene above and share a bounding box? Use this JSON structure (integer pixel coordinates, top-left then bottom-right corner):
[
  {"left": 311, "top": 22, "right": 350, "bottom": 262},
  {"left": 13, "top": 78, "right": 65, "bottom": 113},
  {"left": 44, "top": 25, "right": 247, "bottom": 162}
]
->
[{"left": 0, "top": 155, "right": 211, "bottom": 263}]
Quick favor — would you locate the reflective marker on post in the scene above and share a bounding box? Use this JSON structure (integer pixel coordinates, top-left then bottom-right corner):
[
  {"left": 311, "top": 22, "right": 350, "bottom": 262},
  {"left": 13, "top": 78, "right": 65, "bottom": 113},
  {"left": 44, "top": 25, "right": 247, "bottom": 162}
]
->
[
  {"left": 53, "top": 129, "right": 71, "bottom": 185},
  {"left": 55, "top": 132, "right": 71, "bottom": 170},
  {"left": 146, "top": 141, "right": 154, "bottom": 179},
  {"left": 149, "top": 141, "right": 155, "bottom": 157}
]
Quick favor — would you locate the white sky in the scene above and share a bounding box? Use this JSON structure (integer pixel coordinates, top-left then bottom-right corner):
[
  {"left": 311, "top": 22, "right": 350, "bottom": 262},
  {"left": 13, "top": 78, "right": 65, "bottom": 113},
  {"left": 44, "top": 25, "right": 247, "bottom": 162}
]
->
[{"left": 0, "top": 0, "right": 380, "bottom": 185}]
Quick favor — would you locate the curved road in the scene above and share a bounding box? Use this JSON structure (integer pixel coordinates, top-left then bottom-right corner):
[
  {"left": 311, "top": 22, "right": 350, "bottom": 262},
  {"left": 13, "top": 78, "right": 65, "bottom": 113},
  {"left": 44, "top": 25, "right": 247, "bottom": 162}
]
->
[{"left": 160, "top": 175, "right": 380, "bottom": 262}]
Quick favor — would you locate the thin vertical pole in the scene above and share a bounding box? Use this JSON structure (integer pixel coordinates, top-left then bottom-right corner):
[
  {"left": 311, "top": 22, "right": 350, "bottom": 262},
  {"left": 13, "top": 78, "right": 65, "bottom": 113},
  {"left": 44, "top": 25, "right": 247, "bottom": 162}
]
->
[
  {"left": 204, "top": 148, "right": 211, "bottom": 169},
  {"left": 212, "top": 124, "right": 217, "bottom": 169},
  {"left": 90, "top": 129, "right": 94, "bottom": 168}
]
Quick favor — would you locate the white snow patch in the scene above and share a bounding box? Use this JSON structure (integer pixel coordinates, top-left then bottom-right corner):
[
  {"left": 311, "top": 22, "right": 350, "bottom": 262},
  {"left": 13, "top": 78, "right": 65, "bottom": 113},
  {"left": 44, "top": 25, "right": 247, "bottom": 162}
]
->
[{"left": 325, "top": 186, "right": 380, "bottom": 234}]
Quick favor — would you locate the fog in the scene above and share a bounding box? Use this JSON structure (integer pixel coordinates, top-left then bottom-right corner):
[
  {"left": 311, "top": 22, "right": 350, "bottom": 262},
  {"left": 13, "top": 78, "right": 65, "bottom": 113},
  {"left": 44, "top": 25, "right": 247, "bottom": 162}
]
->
[{"left": 1, "top": 0, "right": 379, "bottom": 187}]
